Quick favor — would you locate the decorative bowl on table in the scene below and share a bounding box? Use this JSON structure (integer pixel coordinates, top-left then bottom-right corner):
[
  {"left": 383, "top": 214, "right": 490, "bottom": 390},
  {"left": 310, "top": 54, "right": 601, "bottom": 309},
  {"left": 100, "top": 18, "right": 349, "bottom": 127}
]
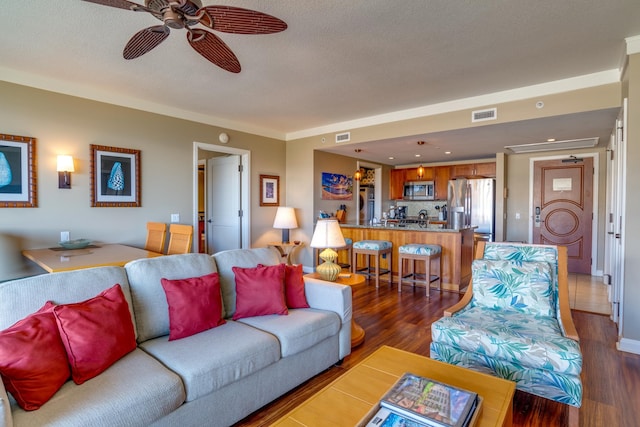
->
[{"left": 58, "top": 239, "right": 92, "bottom": 249}]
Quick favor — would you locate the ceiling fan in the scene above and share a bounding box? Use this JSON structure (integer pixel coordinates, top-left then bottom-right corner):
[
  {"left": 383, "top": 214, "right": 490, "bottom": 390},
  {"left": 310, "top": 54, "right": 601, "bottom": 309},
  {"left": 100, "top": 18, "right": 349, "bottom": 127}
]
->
[{"left": 82, "top": 0, "right": 287, "bottom": 73}]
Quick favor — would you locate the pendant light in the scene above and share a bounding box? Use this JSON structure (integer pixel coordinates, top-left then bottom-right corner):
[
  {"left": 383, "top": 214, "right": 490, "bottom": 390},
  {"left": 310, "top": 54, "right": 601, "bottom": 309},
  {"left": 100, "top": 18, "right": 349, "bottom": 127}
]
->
[
  {"left": 354, "top": 168, "right": 363, "bottom": 181},
  {"left": 417, "top": 165, "right": 425, "bottom": 179}
]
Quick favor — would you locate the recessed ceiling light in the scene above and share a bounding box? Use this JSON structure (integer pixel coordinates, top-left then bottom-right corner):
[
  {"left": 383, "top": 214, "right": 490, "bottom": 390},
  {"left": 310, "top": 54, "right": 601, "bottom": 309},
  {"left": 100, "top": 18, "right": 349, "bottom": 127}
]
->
[
  {"left": 445, "top": 151, "right": 451, "bottom": 155},
  {"left": 417, "top": 141, "right": 425, "bottom": 145},
  {"left": 415, "top": 154, "right": 421, "bottom": 157},
  {"left": 547, "top": 138, "right": 556, "bottom": 142},
  {"left": 388, "top": 156, "right": 395, "bottom": 160}
]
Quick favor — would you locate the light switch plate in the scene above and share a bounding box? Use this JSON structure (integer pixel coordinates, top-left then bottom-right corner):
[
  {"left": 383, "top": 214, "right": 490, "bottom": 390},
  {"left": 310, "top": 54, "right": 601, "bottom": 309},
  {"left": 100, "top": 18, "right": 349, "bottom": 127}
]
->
[
  {"left": 60, "top": 231, "right": 70, "bottom": 242},
  {"left": 171, "top": 214, "right": 180, "bottom": 223}
]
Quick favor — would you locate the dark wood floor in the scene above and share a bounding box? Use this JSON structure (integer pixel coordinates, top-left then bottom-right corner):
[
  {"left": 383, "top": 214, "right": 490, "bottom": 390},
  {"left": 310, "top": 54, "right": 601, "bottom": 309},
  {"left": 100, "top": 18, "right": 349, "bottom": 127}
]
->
[{"left": 235, "top": 280, "right": 640, "bottom": 427}]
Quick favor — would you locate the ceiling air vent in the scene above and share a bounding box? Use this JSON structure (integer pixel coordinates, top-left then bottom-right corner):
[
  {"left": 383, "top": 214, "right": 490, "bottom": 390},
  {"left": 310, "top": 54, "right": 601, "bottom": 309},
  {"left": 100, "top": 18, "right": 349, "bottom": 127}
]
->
[
  {"left": 335, "top": 132, "right": 351, "bottom": 143},
  {"left": 471, "top": 108, "right": 497, "bottom": 123}
]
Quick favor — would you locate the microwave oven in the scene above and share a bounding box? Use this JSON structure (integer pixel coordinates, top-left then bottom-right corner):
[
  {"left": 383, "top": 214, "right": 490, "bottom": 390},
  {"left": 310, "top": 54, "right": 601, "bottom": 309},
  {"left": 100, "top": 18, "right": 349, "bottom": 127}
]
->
[{"left": 403, "top": 181, "right": 435, "bottom": 200}]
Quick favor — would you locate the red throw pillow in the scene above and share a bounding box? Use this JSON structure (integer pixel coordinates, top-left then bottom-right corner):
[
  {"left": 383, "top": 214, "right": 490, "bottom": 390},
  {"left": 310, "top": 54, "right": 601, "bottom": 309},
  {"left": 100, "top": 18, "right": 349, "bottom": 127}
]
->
[
  {"left": 232, "top": 264, "right": 288, "bottom": 320},
  {"left": 0, "top": 302, "right": 70, "bottom": 410},
  {"left": 53, "top": 284, "right": 136, "bottom": 385},
  {"left": 161, "top": 272, "right": 226, "bottom": 341},
  {"left": 258, "top": 263, "right": 309, "bottom": 309}
]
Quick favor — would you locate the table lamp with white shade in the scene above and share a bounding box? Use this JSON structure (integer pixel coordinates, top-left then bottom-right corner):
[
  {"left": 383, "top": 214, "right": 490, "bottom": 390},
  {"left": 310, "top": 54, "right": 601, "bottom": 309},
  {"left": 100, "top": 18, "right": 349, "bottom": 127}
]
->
[
  {"left": 273, "top": 207, "right": 298, "bottom": 244},
  {"left": 310, "top": 219, "right": 346, "bottom": 282}
]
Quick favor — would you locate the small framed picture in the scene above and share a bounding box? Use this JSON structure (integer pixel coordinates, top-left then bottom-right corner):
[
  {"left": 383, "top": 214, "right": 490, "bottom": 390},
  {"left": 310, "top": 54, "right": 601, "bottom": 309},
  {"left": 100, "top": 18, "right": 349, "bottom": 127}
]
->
[
  {"left": 259, "top": 174, "right": 279, "bottom": 206},
  {"left": 90, "top": 144, "right": 141, "bottom": 207},
  {"left": 0, "top": 134, "right": 37, "bottom": 208}
]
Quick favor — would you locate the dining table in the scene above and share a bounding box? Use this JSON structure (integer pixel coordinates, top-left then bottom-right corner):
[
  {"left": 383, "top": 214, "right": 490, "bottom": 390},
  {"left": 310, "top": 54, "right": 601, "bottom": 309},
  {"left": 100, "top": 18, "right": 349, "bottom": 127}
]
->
[{"left": 22, "top": 243, "right": 163, "bottom": 273}]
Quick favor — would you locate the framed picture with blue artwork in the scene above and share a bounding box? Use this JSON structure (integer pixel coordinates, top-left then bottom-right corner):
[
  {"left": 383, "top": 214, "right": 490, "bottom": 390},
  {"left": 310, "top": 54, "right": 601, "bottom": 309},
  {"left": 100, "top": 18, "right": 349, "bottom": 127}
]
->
[
  {"left": 90, "top": 144, "right": 140, "bottom": 207},
  {"left": 0, "top": 133, "right": 37, "bottom": 208}
]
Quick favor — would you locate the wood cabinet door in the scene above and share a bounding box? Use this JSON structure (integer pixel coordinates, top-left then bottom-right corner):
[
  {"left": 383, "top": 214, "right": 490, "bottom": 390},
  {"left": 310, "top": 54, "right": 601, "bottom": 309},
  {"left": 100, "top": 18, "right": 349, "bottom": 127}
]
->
[
  {"left": 452, "top": 164, "right": 475, "bottom": 178},
  {"left": 389, "top": 169, "right": 406, "bottom": 200},
  {"left": 474, "top": 162, "right": 496, "bottom": 177},
  {"left": 434, "top": 166, "right": 450, "bottom": 200}
]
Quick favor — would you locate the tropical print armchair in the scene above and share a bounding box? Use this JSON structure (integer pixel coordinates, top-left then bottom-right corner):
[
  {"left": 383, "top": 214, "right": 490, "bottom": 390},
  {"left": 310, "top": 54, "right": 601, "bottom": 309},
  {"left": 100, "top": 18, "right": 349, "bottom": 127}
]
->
[{"left": 430, "top": 242, "right": 582, "bottom": 417}]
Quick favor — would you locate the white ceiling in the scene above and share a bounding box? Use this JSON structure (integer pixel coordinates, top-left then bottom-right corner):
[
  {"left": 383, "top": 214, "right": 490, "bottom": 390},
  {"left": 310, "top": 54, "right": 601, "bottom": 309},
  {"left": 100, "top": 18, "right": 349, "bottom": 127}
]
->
[{"left": 1, "top": 0, "right": 639, "bottom": 165}]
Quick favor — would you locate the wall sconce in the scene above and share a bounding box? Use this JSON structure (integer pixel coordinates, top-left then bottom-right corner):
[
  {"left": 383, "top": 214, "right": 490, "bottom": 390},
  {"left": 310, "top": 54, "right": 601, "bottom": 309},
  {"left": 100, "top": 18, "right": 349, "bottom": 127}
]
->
[
  {"left": 417, "top": 165, "right": 425, "bottom": 179},
  {"left": 354, "top": 168, "right": 363, "bottom": 181},
  {"left": 57, "top": 155, "right": 75, "bottom": 189}
]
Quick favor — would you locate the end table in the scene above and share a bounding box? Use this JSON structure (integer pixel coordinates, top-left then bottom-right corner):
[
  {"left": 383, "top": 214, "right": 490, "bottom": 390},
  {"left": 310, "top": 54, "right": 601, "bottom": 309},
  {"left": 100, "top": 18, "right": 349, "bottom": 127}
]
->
[
  {"left": 268, "top": 241, "right": 303, "bottom": 265},
  {"left": 304, "top": 272, "right": 365, "bottom": 348}
]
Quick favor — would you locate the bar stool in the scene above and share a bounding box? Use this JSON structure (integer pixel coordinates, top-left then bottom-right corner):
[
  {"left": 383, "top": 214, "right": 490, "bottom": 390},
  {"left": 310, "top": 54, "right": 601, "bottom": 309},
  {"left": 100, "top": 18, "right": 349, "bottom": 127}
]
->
[
  {"left": 398, "top": 244, "right": 442, "bottom": 297},
  {"left": 315, "top": 238, "right": 353, "bottom": 270},
  {"left": 351, "top": 240, "right": 393, "bottom": 288}
]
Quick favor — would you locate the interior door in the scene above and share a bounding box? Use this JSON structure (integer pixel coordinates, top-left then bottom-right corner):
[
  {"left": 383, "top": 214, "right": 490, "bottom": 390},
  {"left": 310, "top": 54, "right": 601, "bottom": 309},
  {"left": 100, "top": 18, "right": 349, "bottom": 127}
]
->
[
  {"left": 533, "top": 157, "right": 593, "bottom": 274},
  {"left": 206, "top": 155, "right": 241, "bottom": 254}
]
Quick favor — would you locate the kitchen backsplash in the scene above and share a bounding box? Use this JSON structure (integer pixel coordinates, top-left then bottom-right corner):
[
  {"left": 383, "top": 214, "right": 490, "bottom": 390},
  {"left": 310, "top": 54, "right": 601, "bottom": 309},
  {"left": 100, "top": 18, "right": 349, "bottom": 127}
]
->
[{"left": 387, "top": 200, "right": 447, "bottom": 219}]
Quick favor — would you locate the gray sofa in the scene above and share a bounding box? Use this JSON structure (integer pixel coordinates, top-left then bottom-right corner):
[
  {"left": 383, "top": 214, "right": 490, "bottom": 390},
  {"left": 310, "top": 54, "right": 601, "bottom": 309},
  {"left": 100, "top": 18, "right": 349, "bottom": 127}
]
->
[{"left": 0, "top": 248, "right": 352, "bottom": 427}]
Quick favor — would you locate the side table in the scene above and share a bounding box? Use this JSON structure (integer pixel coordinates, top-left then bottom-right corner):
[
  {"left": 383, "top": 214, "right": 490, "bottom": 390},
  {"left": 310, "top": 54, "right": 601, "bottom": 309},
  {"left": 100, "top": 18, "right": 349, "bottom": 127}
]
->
[
  {"left": 304, "top": 272, "right": 365, "bottom": 348},
  {"left": 268, "top": 241, "right": 303, "bottom": 265}
]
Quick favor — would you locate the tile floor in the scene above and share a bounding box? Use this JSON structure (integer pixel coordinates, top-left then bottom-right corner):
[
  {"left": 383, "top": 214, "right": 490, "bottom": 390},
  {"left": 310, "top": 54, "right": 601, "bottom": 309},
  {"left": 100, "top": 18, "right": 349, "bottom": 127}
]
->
[{"left": 567, "top": 273, "right": 611, "bottom": 315}]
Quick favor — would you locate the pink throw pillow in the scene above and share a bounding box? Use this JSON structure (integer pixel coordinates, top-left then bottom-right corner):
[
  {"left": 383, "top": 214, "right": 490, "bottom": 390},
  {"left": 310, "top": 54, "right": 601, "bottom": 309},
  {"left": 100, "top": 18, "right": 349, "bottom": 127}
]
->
[
  {"left": 0, "top": 302, "right": 70, "bottom": 410},
  {"left": 161, "top": 272, "right": 226, "bottom": 341},
  {"left": 232, "top": 264, "right": 288, "bottom": 320},
  {"left": 53, "top": 284, "right": 136, "bottom": 385},
  {"left": 258, "top": 263, "right": 309, "bottom": 308}
]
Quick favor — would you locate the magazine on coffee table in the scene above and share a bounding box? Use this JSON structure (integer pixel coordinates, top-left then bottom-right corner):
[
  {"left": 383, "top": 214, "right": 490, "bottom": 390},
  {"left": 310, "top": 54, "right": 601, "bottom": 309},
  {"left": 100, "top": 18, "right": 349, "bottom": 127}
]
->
[{"left": 378, "top": 373, "right": 478, "bottom": 427}]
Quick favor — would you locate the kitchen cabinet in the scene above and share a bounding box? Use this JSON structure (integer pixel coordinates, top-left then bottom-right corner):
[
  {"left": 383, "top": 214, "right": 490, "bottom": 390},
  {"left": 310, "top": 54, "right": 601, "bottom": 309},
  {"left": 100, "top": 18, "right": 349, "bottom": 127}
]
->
[
  {"left": 451, "top": 162, "right": 496, "bottom": 178},
  {"left": 389, "top": 169, "right": 407, "bottom": 200},
  {"left": 434, "top": 166, "right": 450, "bottom": 200}
]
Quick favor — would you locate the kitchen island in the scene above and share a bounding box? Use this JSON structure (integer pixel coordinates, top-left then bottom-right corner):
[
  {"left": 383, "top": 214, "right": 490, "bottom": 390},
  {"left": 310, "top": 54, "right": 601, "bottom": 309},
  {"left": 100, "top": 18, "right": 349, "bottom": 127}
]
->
[{"left": 340, "top": 224, "right": 475, "bottom": 292}]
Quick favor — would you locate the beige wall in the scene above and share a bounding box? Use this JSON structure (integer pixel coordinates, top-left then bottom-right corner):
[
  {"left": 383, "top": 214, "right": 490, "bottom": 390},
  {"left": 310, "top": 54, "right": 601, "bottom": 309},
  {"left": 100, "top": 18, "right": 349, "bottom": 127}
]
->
[
  {"left": 0, "top": 81, "right": 285, "bottom": 280},
  {"left": 622, "top": 53, "right": 640, "bottom": 342}
]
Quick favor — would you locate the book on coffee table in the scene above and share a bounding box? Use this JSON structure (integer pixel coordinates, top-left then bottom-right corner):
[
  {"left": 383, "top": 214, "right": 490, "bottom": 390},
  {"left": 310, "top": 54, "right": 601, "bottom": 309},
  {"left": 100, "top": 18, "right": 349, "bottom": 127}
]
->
[{"left": 378, "top": 373, "right": 478, "bottom": 427}]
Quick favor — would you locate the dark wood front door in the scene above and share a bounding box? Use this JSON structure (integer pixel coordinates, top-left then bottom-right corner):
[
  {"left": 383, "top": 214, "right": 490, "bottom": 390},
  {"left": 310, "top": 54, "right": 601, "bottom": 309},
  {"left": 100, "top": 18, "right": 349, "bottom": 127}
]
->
[{"left": 533, "top": 158, "right": 593, "bottom": 274}]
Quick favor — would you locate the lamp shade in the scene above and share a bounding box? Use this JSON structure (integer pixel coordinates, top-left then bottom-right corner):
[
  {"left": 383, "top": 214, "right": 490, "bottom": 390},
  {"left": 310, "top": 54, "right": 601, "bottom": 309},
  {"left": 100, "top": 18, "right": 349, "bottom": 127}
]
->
[
  {"left": 56, "top": 155, "right": 75, "bottom": 172},
  {"left": 273, "top": 207, "right": 298, "bottom": 229},
  {"left": 310, "top": 220, "right": 346, "bottom": 249}
]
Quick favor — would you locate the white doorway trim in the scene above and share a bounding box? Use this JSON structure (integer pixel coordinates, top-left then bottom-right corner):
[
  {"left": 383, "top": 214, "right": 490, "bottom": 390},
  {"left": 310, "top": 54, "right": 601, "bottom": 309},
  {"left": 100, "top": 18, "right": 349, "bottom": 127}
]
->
[
  {"left": 193, "top": 142, "right": 251, "bottom": 251},
  {"left": 528, "top": 151, "right": 600, "bottom": 276}
]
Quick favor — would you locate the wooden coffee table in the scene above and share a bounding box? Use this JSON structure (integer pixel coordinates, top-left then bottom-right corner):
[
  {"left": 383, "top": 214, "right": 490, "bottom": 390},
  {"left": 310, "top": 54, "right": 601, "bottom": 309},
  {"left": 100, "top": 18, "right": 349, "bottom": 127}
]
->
[{"left": 272, "top": 345, "right": 515, "bottom": 427}]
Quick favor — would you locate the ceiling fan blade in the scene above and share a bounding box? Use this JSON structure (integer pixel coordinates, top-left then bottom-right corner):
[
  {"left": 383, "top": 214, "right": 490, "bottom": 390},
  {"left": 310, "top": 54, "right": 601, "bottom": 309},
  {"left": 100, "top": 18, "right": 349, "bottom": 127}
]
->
[
  {"left": 187, "top": 29, "right": 241, "bottom": 73},
  {"left": 81, "top": 0, "right": 141, "bottom": 10},
  {"left": 200, "top": 6, "right": 287, "bottom": 34},
  {"left": 123, "top": 25, "right": 170, "bottom": 60}
]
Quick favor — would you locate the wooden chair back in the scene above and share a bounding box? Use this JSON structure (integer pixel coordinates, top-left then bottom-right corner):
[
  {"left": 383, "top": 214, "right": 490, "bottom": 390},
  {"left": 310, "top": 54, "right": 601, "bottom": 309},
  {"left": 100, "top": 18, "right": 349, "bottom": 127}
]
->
[
  {"left": 167, "top": 224, "right": 193, "bottom": 255},
  {"left": 145, "top": 222, "right": 167, "bottom": 254}
]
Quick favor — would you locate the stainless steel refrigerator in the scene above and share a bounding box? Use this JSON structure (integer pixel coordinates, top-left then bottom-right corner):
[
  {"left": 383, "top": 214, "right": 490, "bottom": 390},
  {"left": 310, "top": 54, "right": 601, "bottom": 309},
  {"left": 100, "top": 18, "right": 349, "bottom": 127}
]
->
[{"left": 447, "top": 178, "right": 495, "bottom": 241}]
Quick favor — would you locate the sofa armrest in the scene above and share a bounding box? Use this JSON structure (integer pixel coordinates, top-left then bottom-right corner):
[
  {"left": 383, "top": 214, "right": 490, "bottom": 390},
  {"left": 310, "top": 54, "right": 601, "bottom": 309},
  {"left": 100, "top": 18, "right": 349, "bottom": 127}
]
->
[
  {"left": 303, "top": 277, "right": 352, "bottom": 359},
  {"left": 0, "top": 379, "right": 13, "bottom": 427},
  {"left": 444, "top": 282, "right": 473, "bottom": 317},
  {"left": 557, "top": 247, "right": 579, "bottom": 342}
]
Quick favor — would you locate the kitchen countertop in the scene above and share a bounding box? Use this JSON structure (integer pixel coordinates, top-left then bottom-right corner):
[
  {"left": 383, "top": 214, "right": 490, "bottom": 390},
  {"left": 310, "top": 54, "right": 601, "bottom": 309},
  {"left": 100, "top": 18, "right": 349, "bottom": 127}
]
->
[{"left": 340, "top": 223, "right": 477, "bottom": 232}]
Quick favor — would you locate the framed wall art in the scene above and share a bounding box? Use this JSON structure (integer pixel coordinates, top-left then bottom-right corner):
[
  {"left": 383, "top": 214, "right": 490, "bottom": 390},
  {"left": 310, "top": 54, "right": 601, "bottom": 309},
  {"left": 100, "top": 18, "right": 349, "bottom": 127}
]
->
[
  {"left": 259, "top": 174, "right": 279, "bottom": 206},
  {"left": 321, "top": 172, "right": 353, "bottom": 200},
  {"left": 90, "top": 144, "right": 141, "bottom": 207},
  {"left": 0, "top": 134, "right": 37, "bottom": 208}
]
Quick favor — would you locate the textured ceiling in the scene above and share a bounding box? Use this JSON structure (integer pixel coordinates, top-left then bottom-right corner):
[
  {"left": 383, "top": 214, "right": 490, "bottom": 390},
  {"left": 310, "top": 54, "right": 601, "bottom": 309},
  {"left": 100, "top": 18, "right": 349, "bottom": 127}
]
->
[{"left": 1, "top": 0, "right": 639, "bottom": 165}]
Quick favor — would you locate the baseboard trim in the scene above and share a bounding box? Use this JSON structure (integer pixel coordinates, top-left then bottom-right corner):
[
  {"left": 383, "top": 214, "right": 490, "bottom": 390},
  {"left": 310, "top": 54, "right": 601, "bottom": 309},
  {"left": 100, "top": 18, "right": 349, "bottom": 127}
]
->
[{"left": 617, "top": 337, "right": 640, "bottom": 355}]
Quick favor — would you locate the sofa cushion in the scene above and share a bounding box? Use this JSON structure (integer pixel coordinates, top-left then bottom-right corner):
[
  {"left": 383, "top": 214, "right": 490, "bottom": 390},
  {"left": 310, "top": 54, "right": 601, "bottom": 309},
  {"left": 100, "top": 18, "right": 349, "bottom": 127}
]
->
[
  {"left": 53, "top": 284, "right": 137, "bottom": 384},
  {"left": 161, "top": 272, "right": 226, "bottom": 340},
  {"left": 0, "top": 302, "right": 70, "bottom": 411},
  {"left": 140, "top": 320, "right": 280, "bottom": 402},
  {"left": 259, "top": 263, "right": 310, "bottom": 309},
  {"left": 125, "top": 254, "right": 217, "bottom": 342},
  {"left": 212, "top": 247, "right": 281, "bottom": 318},
  {"left": 471, "top": 259, "right": 554, "bottom": 317},
  {"left": 238, "top": 308, "right": 340, "bottom": 357},
  {"left": 431, "top": 306, "right": 582, "bottom": 376},
  {"left": 232, "top": 264, "right": 288, "bottom": 320},
  {"left": 10, "top": 349, "right": 185, "bottom": 427}
]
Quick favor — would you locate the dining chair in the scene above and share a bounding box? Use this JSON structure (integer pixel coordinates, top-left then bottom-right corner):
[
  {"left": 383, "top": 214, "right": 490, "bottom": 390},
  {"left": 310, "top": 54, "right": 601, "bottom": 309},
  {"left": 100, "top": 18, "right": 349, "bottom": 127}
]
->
[
  {"left": 145, "top": 222, "right": 167, "bottom": 254},
  {"left": 167, "top": 224, "right": 193, "bottom": 255}
]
